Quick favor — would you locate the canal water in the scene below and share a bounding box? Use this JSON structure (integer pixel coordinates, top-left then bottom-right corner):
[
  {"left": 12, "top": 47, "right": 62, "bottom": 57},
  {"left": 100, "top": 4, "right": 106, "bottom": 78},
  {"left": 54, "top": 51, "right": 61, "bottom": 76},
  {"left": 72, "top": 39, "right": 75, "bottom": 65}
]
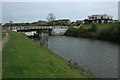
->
[{"left": 47, "top": 36, "right": 118, "bottom": 78}]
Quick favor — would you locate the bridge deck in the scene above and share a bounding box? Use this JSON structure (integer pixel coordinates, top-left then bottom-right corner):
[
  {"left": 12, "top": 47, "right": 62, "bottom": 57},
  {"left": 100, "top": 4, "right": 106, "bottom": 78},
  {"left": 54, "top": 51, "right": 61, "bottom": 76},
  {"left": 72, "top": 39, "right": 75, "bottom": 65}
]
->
[{"left": 9, "top": 26, "right": 68, "bottom": 30}]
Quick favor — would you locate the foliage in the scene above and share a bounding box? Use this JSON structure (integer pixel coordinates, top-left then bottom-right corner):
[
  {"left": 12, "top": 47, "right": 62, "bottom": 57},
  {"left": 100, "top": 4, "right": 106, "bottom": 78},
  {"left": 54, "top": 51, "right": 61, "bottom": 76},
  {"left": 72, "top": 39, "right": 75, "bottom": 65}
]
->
[
  {"left": 57, "top": 21, "right": 71, "bottom": 26},
  {"left": 65, "top": 28, "right": 79, "bottom": 37},
  {"left": 3, "top": 23, "right": 31, "bottom": 27},
  {"left": 65, "top": 23, "right": 120, "bottom": 42},
  {"left": 46, "top": 22, "right": 55, "bottom": 26},
  {"left": 97, "top": 23, "right": 120, "bottom": 41},
  {"left": 88, "top": 23, "right": 97, "bottom": 32},
  {"left": 3, "top": 21, "right": 72, "bottom": 27}
]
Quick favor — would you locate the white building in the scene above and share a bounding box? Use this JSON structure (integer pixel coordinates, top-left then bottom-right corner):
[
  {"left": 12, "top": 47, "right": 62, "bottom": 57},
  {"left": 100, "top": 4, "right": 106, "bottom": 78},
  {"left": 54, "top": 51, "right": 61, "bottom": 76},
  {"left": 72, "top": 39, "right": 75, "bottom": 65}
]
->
[{"left": 88, "top": 14, "right": 113, "bottom": 23}]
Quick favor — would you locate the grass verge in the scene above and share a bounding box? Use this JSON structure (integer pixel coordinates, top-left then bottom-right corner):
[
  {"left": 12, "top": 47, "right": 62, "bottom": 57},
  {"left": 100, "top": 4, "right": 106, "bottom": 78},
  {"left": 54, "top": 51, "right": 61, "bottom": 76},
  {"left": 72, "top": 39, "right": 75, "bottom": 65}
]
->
[{"left": 3, "top": 31, "right": 93, "bottom": 78}]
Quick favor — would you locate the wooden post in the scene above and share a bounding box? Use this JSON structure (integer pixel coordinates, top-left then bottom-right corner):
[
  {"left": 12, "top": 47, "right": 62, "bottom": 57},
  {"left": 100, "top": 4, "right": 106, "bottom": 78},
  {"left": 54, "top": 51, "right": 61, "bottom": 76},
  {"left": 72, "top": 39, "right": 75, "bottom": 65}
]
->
[{"left": 33, "top": 33, "right": 36, "bottom": 41}]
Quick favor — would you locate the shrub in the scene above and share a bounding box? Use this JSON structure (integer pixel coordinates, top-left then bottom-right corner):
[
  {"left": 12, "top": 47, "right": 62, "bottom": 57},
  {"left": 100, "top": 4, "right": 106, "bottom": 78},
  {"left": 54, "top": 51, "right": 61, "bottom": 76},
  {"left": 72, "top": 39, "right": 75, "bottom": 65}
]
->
[
  {"left": 97, "top": 23, "right": 120, "bottom": 41},
  {"left": 89, "top": 23, "right": 97, "bottom": 32}
]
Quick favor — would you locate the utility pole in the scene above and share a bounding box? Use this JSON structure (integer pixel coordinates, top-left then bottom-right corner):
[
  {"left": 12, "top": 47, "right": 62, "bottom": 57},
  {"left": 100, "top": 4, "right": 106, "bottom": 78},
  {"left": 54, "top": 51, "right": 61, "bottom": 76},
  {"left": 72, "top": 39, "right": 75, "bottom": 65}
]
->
[
  {"left": 118, "top": 1, "right": 120, "bottom": 22},
  {"left": 9, "top": 15, "right": 13, "bottom": 30}
]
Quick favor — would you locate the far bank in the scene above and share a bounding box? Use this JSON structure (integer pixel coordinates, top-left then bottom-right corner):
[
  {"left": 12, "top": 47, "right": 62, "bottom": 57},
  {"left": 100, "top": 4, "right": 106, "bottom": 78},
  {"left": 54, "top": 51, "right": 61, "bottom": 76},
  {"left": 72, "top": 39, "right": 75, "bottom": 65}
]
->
[{"left": 65, "top": 23, "right": 120, "bottom": 43}]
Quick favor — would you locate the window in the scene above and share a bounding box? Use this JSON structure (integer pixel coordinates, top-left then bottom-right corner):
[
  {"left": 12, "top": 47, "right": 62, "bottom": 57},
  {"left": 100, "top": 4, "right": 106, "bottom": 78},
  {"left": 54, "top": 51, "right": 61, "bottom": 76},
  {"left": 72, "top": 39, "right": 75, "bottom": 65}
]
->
[
  {"left": 101, "top": 16, "right": 103, "bottom": 19},
  {"left": 95, "top": 17, "right": 97, "bottom": 19}
]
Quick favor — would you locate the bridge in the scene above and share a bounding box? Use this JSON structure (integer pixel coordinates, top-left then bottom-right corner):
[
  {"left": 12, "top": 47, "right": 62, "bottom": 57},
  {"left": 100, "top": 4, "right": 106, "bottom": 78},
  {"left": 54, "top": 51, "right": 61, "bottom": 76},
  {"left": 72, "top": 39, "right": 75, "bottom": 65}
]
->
[{"left": 6, "top": 26, "right": 68, "bottom": 36}]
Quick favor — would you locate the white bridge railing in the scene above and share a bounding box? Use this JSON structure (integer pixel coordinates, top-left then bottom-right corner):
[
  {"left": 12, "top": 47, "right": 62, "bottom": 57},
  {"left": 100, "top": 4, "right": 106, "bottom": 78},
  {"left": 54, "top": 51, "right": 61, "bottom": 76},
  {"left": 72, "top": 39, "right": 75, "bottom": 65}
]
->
[
  {"left": 9, "top": 26, "right": 68, "bottom": 30},
  {"left": 5, "top": 26, "right": 69, "bottom": 35}
]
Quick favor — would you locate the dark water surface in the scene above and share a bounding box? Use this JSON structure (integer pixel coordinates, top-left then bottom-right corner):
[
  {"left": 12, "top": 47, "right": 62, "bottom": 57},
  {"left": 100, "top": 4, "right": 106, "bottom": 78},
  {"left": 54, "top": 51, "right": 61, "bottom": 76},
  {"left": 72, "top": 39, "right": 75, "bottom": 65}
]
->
[{"left": 48, "top": 36, "right": 118, "bottom": 78}]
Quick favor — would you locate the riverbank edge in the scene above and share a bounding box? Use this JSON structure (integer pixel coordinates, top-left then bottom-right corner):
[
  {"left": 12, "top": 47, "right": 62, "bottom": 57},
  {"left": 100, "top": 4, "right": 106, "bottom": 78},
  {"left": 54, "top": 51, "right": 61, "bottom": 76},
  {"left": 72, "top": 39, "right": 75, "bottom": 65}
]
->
[
  {"left": 64, "top": 23, "right": 120, "bottom": 44},
  {"left": 3, "top": 31, "right": 95, "bottom": 78},
  {"left": 30, "top": 34, "right": 96, "bottom": 78},
  {"left": 64, "top": 34, "right": 119, "bottom": 45},
  {"left": 41, "top": 45, "right": 95, "bottom": 78}
]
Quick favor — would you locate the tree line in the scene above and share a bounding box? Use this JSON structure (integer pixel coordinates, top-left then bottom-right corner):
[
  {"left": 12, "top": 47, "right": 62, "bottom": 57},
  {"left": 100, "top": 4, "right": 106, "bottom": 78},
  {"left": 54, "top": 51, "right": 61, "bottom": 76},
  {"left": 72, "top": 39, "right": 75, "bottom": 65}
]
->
[{"left": 3, "top": 13, "right": 75, "bottom": 27}]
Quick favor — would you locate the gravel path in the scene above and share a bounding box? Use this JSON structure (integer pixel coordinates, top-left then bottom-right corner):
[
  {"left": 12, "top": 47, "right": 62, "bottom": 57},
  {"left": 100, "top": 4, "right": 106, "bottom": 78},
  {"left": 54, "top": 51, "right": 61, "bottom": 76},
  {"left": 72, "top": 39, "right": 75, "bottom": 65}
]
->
[
  {"left": 0, "top": 32, "right": 9, "bottom": 79},
  {"left": 2, "top": 32, "right": 9, "bottom": 51}
]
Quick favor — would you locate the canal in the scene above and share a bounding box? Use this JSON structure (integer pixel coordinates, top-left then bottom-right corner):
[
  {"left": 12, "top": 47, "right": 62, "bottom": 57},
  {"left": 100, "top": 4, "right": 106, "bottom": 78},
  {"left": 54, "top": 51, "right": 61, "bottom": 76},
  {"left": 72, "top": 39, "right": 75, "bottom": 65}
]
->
[{"left": 48, "top": 36, "right": 118, "bottom": 78}]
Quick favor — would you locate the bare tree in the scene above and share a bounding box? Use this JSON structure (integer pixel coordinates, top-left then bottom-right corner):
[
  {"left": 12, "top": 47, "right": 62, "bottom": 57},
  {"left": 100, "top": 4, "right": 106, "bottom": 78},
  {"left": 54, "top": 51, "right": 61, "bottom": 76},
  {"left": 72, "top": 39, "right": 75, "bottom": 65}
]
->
[{"left": 46, "top": 13, "right": 56, "bottom": 22}]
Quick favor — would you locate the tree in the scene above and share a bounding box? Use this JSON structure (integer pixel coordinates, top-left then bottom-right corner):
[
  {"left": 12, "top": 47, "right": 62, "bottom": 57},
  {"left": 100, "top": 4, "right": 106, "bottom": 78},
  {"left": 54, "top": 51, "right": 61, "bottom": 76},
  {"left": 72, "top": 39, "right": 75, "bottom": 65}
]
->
[{"left": 46, "top": 13, "right": 56, "bottom": 22}]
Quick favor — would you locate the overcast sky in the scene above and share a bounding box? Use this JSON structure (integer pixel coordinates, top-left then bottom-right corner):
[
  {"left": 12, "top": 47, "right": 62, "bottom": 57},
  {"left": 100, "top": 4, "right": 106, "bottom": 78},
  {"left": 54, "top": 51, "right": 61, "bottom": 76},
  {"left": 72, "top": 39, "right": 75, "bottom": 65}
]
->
[{"left": 2, "top": 2, "right": 118, "bottom": 23}]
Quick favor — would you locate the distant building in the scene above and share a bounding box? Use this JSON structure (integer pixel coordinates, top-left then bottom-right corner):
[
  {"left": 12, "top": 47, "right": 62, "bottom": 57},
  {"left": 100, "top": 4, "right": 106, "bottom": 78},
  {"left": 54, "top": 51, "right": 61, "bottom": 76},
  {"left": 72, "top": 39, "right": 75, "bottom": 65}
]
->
[
  {"left": 83, "top": 19, "right": 91, "bottom": 24},
  {"left": 71, "top": 22, "right": 76, "bottom": 25},
  {"left": 62, "top": 19, "right": 71, "bottom": 24},
  {"left": 75, "top": 20, "right": 83, "bottom": 26},
  {"left": 84, "top": 14, "right": 113, "bottom": 24}
]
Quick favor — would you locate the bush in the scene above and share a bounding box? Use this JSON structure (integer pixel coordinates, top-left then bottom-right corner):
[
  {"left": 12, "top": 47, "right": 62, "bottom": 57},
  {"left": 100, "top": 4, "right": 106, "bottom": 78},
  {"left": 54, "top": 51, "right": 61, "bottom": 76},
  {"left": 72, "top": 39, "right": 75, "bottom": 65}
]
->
[
  {"left": 64, "top": 28, "right": 79, "bottom": 37},
  {"left": 65, "top": 23, "right": 120, "bottom": 42},
  {"left": 97, "top": 23, "right": 120, "bottom": 41},
  {"left": 89, "top": 23, "right": 97, "bottom": 32}
]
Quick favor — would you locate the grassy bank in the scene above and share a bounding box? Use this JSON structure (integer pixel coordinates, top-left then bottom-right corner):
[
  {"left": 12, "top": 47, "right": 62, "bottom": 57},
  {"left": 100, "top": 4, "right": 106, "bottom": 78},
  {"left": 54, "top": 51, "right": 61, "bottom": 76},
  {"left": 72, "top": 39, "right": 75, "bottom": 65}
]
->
[
  {"left": 65, "top": 23, "right": 120, "bottom": 42},
  {"left": 3, "top": 31, "right": 92, "bottom": 78},
  {"left": 0, "top": 32, "right": 2, "bottom": 79}
]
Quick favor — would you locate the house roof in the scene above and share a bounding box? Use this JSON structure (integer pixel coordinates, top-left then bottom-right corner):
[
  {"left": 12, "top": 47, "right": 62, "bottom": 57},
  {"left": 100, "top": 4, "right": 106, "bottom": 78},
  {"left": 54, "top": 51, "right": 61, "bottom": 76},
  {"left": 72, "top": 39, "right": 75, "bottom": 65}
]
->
[{"left": 89, "top": 14, "right": 112, "bottom": 17}]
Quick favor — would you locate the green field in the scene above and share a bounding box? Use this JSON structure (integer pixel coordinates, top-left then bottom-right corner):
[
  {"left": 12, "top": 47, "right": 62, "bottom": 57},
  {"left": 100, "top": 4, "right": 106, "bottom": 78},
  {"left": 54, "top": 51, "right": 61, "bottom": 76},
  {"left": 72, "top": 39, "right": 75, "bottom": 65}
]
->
[{"left": 2, "top": 31, "right": 91, "bottom": 78}]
